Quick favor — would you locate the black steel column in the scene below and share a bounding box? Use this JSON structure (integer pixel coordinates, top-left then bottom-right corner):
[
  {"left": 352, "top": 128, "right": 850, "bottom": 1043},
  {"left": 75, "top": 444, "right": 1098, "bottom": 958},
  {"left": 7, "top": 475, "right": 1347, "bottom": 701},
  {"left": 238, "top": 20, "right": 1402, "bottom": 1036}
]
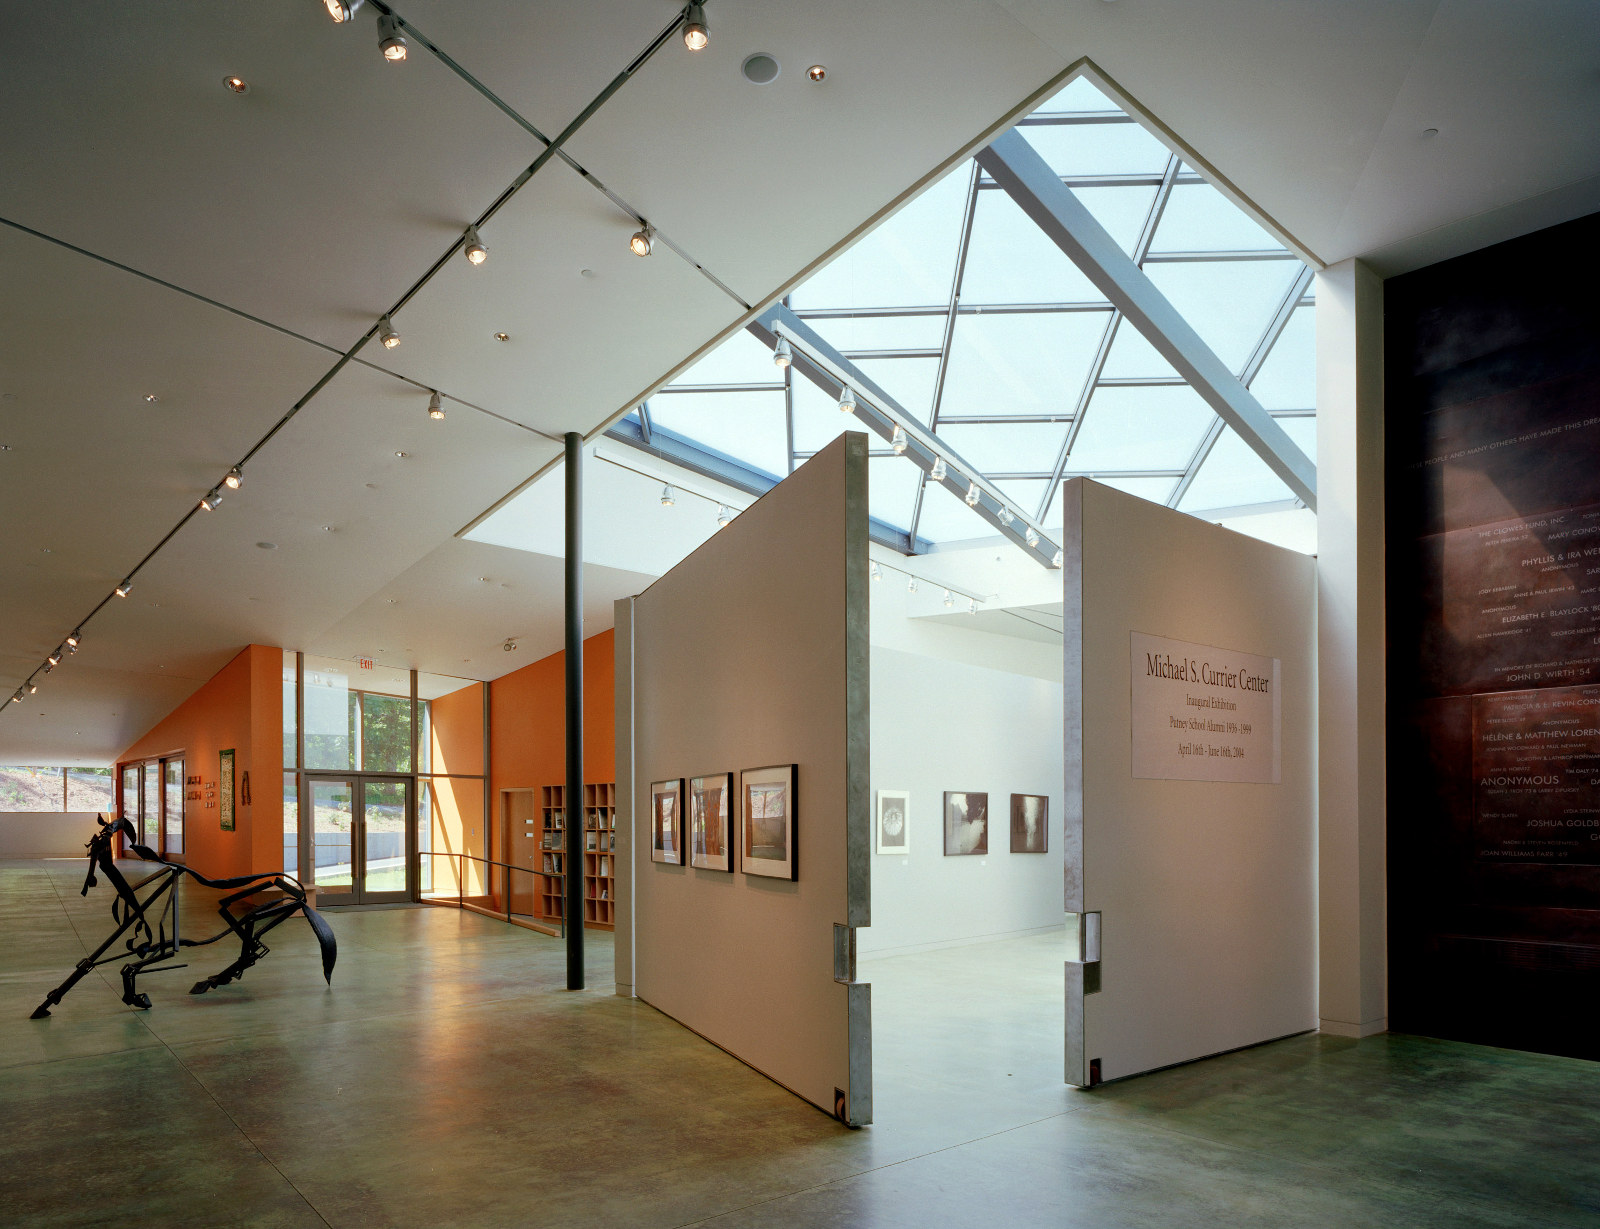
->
[{"left": 564, "top": 432, "right": 585, "bottom": 989}]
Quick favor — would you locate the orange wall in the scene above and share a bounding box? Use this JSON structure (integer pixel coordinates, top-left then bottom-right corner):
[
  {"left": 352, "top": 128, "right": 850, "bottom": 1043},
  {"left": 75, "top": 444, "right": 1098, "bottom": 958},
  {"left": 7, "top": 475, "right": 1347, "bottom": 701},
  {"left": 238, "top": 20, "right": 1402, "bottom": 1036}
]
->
[
  {"left": 489, "top": 629, "right": 615, "bottom": 858},
  {"left": 431, "top": 680, "right": 485, "bottom": 775},
  {"left": 118, "top": 644, "right": 283, "bottom": 879}
]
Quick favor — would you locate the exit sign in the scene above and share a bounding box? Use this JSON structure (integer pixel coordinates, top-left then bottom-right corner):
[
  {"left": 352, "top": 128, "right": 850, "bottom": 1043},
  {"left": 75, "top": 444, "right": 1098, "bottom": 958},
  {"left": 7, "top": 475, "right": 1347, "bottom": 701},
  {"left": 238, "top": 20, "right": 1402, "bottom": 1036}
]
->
[{"left": 357, "top": 657, "right": 374, "bottom": 670}]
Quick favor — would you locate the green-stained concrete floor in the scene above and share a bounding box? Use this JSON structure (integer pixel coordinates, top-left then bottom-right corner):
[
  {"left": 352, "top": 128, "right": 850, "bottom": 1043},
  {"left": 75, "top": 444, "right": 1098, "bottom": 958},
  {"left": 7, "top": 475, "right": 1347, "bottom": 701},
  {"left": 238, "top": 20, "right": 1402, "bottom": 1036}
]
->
[{"left": 2, "top": 858, "right": 1597, "bottom": 1228}]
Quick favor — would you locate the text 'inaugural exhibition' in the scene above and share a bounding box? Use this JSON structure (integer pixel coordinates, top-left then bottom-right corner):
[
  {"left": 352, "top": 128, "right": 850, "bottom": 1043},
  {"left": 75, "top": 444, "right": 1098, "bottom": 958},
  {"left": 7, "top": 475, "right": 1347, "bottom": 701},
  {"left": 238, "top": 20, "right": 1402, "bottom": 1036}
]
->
[{"left": 1129, "top": 631, "right": 1281, "bottom": 784}]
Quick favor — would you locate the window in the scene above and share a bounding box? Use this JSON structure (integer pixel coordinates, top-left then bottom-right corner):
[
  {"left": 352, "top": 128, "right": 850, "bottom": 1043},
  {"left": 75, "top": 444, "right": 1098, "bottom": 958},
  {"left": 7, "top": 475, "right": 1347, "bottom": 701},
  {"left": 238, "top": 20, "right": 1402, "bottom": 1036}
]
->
[
  {"left": 164, "top": 759, "right": 184, "bottom": 857},
  {"left": 0, "top": 766, "right": 113, "bottom": 812}
]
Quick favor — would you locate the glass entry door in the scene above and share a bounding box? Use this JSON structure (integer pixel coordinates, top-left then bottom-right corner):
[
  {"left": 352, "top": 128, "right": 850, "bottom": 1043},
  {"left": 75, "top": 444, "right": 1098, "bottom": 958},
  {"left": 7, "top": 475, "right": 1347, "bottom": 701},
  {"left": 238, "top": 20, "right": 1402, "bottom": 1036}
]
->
[{"left": 306, "top": 775, "right": 413, "bottom": 906}]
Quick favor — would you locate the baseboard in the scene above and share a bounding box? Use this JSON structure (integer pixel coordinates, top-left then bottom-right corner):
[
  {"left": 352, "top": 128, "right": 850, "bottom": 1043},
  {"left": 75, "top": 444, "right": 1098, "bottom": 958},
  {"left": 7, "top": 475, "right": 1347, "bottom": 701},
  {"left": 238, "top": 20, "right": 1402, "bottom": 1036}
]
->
[
  {"left": 1319, "top": 1016, "right": 1388, "bottom": 1038},
  {"left": 858, "top": 923, "right": 1066, "bottom": 961}
]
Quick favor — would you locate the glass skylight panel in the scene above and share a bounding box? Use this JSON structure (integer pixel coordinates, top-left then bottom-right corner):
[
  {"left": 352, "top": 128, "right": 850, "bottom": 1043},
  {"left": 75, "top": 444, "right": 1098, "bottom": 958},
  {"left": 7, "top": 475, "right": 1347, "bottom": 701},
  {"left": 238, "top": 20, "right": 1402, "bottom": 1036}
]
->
[
  {"left": 670, "top": 328, "right": 783, "bottom": 388},
  {"left": 1022, "top": 122, "right": 1173, "bottom": 179},
  {"left": 1030, "top": 76, "right": 1124, "bottom": 115},
  {"left": 870, "top": 457, "right": 920, "bottom": 533},
  {"left": 851, "top": 357, "right": 939, "bottom": 423},
  {"left": 647, "top": 390, "right": 788, "bottom": 478},
  {"left": 789, "top": 164, "right": 968, "bottom": 310},
  {"left": 993, "top": 478, "right": 1051, "bottom": 518},
  {"left": 791, "top": 377, "right": 852, "bottom": 454},
  {"left": 1177, "top": 428, "right": 1296, "bottom": 512},
  {"left": 1248, "top": 305, "right": 1315, "bottom": 409},
  {"left": 1064, "top": 385, "right": 1215, "bottom": 472},
  {"left": 914, "top": 481, "right": 993, "bottom": 541},
  {"left": 960, "top": 190, "right": 1102, "bottom": 304},
  {"left": 1145, "top": 260, "right": 1302, "bottom": 372},
  {"left": 1098, "top": 321, "right": 1179, "bottom": 380},
  {"left": 940, "top": 311, "right": 1108, "bottom": 419},
  {"left": 1149, "top": 181, "right": 1286, "bottom": 252},
  {"left": 936, "top": 422, "right": 1066, "bottom": 476},
  {"left": 806, "top": 313, "right": 947, "bottom": 352},
  {"left": 1074, "top": 185, "right": 1160, "bottom": 257}
]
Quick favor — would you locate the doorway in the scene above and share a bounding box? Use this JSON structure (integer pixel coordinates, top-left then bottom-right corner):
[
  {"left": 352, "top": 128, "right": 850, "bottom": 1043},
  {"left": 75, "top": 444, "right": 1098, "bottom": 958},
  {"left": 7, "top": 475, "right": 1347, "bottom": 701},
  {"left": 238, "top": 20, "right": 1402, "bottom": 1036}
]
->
[{"left": 305, "top": 774, "right": 413, "bottom": 906}]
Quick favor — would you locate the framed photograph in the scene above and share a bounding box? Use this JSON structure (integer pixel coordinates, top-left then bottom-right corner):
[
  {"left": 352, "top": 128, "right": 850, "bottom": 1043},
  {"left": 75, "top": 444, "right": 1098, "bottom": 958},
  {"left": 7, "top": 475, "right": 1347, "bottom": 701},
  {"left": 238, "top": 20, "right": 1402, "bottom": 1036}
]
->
[
  {"left": 876, "top": 790, "right": 910, "bottom": 855},
  {"left": 689, "top": 772, "right": 733, "bottom": 872},
  {"left": 1010, "top": 794, "right": 1048, "bottom": 853},
  {"left": 943, "top": 791, "right": 988, "bottom": 856},
  {"left": 650, "top": 778, "right": 684, "bottom": 865},
  {"left": 740, "top": 764, "right": 797, "bottom": 880}
]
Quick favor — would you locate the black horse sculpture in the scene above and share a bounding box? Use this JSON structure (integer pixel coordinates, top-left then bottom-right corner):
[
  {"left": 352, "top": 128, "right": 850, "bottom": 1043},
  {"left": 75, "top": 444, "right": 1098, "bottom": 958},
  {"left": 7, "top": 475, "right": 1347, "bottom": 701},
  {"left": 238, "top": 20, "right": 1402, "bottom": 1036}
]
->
[{"left": 30, "top": 814, "right": 336, "bottom": 1018}]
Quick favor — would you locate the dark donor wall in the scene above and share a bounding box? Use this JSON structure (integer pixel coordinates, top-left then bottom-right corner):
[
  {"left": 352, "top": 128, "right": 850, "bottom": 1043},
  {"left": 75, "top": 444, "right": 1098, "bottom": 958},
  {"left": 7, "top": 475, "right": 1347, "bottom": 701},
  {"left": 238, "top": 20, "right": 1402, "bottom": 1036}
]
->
[{"left": 1387, "top": 212, "right": 1600, "bottom": 1060}]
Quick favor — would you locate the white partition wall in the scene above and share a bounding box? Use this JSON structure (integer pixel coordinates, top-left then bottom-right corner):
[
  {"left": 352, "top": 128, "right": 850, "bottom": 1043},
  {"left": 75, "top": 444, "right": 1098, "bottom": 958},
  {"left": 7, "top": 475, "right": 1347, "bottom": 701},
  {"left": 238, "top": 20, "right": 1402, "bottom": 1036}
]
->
[
  {"left": 616, "top": 432, "right": 872, "bottom": 1125},
  {"left": 1063, "top": 479, "right": 1317, "bottom": 1086}
]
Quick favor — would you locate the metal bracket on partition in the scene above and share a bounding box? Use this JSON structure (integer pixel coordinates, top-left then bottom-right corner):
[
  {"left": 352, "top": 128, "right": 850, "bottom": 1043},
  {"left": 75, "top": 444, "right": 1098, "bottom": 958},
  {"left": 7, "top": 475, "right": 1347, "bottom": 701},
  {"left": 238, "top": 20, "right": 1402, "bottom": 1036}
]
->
[
  {"left": 833, "top": 922, "right": 858, "bottom": 984},
  {"left": 1066, "top": 911, "right": 1102, "bottom": 994}
]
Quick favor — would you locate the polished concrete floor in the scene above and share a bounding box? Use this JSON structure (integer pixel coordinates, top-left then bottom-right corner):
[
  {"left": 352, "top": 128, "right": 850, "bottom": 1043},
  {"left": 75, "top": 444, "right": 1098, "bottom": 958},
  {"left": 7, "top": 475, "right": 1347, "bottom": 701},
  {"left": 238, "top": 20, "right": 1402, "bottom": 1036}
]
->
[{"left": 2, "top": 858, "right": 1598, "bottom": 1228}]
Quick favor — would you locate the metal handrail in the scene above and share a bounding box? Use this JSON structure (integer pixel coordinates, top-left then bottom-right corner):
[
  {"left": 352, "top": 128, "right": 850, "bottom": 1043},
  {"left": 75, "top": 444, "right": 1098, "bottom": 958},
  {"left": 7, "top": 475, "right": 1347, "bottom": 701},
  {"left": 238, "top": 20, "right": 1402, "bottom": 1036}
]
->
[{"left": 416, "top": 849, "right": 566, "bottom": 936}]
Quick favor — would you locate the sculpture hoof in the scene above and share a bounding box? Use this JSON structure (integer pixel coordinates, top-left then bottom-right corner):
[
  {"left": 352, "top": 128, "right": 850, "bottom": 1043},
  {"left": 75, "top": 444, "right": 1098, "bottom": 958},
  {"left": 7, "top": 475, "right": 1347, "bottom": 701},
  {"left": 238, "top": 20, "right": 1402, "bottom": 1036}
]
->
[
  {"left": 189, "top": 981, "right": 212, "bottom": 995},
  {"left": 30, "top": 1004, "right": 52, "bottom": 1019}
]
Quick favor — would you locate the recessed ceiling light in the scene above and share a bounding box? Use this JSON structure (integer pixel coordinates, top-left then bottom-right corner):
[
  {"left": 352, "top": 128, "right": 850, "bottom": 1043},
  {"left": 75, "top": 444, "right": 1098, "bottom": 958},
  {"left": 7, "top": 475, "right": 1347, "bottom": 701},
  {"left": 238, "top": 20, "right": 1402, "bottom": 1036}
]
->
[
  {"left": 494, "top": 331, "right": 510, "bottom": 342},
  {"left": 1423, "top": 128, "right": 1439, "bottom": 137},
  {"left": 580, "top": 268, "right": 596, "bottom": 279},
  {"left": 40, "top": 547, "right": 51, "bottom": 554},
  {"left": 0, "top": 444, "right": 11, "bottom": 451},
  {"left": 395, "top": 451, "right": 409, "bottom": 458},
  {"left": 256, "top": 541, "right": 277, "bottom": 550},
  {"left": 807, "top": 64, "right": 827, "bottom": 83},
  {"left": 144, "top": 394, "right": 159, "bottom": 403},
  {"left": 742, "top": 54, "right": 780, "bottom": 85},
  {"left": 321, "top": 525, "right": 335, "bottom": 532},
  {"left": 479, "top": 576, "right": 490, "bottom": 582},
  {"left": 223, "top": 75, "right": 249, "bottom": 94}
]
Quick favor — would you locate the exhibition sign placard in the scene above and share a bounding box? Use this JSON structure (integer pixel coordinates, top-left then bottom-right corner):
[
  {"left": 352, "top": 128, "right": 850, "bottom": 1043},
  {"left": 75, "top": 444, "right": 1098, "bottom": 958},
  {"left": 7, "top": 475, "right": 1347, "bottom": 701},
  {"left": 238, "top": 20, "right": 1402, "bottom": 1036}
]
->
[{"left": 1130, "top": 631, "right": 1281, "bottom": 784}]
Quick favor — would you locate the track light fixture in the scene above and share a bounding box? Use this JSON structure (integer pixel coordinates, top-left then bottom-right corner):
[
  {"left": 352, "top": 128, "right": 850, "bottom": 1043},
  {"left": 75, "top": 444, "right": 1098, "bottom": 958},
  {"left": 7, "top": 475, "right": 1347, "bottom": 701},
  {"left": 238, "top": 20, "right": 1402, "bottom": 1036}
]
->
[
  {"left": 660, "top": 485, "right": 676, "bottom": 507},
  {"left": 630, "top": 225, "right": 655, "bottom": 257},
  {"left": 682, "top": 2, "right": 708, "bottom": 50},
  {"left": 199, "top": 489, "right": 222, "bottom": 512},
  {"left": 907, "top": 576, "right": 918, "bottom": 594},
  {"left": 28, "top": 681, "right": 38, "bottom": 694},
  {"left": 115, "top": 579, "right": 133, "bottom": 598},
  {"left": 943, "top": 589, "right": 955, "bottom": 608},
  {"left": 224, "top": 467, "right": 243, "bottom": 490},
  {"left": 929, "top": 456, "right": 947, "bottom": 481},
  {"left": 838, "top": 385, "right": 856, "bottom": 414},
  {"left": 998, "top": 506, "right": 1014, "bottom": 526},
  {"left": 378, "top": 12, "right": 408, "bottom": 60},
  {"left": 870, "top": 562, "right": 882, "bottom": 581},
  {"left": 379, "top": 316, "right": 400, "bottom": 348},
  {"left": 715, "top": 504, "right": 733, "bottom": 529},
  {"left": 964, "top": 480, "right": 980, "bottom": 508},
  {"left": 891, "top": 425, "right": 907, "bottom": 454},
  {"left": 463, "top": 225, "right": 487, "bottom": 265},
  {"left": 428, "top": 391, "right": 445, "bottom": 420},
  {"left": 968, "top": 598, "right": 978, "bottom": 614},
  {"left": 9, "top": 692, "right": 19, "bottom": 704},
  {"left": 66, "top": 631, "right": 81, "bottom": 650},
  {"left": 48, "top": 650, "right": 61, "bottom": 668},
  {"left": 773, "top": 338, "right": 793, "bottom": 369},
  {"left": 323, "top": 0, "right": 364, "bottom": 21},
  {"left": 1024, "top": 527, "right": 1040, "bottom": 549},
  {"left": 1052, "top": 549, "right": 1065, "bottom": 569}
]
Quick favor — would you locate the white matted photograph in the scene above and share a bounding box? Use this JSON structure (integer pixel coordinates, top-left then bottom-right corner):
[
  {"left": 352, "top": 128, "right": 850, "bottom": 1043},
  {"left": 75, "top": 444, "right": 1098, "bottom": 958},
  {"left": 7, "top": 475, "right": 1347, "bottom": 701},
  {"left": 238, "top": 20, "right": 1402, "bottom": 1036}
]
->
[
  {"left": 876, "top": 790, "right": 910, "bottom": 855},
  {"left": 740, "top": 763, "right": 797, "bottom": 880},
  {"left": 650, "top": 778, "right": 684, "bottom": 865},
  {"left": 689, "top": 772, "right": 733, "bottom": 872}
]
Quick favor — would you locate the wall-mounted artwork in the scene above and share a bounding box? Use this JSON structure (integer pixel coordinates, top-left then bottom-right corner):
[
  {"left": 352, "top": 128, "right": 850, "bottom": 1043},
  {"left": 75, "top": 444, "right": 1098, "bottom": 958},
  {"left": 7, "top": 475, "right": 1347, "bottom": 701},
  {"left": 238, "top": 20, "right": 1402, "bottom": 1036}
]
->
[
  {"left": 876, "top": 790, "right": 909, "bottom": 855},
  {"left": 740, "top": 764, "right": 797, "bottom": 880},
  {"left": 943, "top": 791, "right": 988, "bottom": 856},
  {"left": 689, "top": 772, "right": 733, "bottom": 872},
  {"left": 219, "top": 749, "right": 236, "bottom": 832},
  {"left": 1010, "top": 793, "right": 1048, "bottom": 853},
  {"left": 650, "top": 778, "right": 684, "bottom": 865}
]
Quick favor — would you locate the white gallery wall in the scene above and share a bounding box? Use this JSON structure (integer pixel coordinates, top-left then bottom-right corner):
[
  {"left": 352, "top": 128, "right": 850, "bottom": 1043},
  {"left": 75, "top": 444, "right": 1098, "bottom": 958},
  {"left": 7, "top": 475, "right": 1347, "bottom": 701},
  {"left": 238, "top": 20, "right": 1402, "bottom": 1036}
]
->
[
  {"left": 1065, "top": 479, "right": 1317, "bottom": 1086},
  {"left": 617, "top": 432, "right": 872, "bottom": 1126},
  {"left": 865, "top": 645, "right": 1064, "bottom": 956},
  {"left": 0, "top": 813, "right": 98, "bottom": 858}
]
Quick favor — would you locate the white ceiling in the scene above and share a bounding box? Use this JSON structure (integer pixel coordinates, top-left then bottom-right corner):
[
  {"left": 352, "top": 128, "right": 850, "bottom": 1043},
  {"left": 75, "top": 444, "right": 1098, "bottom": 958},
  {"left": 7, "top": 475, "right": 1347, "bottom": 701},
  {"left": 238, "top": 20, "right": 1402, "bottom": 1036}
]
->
[{"left": 2, "top": 0, "right": 1594, "bottom": 764}]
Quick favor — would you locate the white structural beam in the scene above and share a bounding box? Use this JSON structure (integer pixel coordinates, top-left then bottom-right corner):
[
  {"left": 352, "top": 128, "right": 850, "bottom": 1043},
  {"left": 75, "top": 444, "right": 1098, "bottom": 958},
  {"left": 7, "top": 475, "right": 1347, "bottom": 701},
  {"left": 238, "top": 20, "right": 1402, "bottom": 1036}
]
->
[{"left": 976, "top": 131, "right": 1317, "bottom": 512}]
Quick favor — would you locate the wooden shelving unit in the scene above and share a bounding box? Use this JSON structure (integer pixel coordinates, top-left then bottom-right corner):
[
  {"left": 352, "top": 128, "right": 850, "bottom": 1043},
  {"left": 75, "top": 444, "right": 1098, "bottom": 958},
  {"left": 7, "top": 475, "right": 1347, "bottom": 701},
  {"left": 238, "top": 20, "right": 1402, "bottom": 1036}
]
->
[
  {"left": 536, "top": 785, "right": 565, "bottom": 923},
  {"left": 583, "top": 783, "right": 617, "bottom": 930},
  {"left": 534, "top": 782, "right": 616, "bottom": 929}
]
